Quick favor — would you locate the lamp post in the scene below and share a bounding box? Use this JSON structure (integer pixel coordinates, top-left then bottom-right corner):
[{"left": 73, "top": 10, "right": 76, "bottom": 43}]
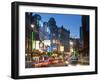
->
[
  {"left": 30, "top": 24, "right": 35, "bottom": 65},
  {"left": 31, "top": 24, "right": 35, "bottom": 50}
]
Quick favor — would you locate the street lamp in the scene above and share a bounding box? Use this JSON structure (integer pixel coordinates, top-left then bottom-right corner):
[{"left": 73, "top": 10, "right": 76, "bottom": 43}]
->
[
  {"left": 70, "top": 41, "right": 73, "bottom": 46},
  {"left": 60, "top": 46, "right": 64, "bottom": 52},
  {"left": 31, "top": 24, "right": 35, "bottom": 28}
]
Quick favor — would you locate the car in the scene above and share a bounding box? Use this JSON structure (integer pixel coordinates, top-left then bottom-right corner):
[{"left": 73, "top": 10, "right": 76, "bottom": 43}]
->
[
  {"left": 70, "top": 55, "right": 78, "bottom": 65},
  {"left": 34, "top": 60, "right": 50, "bottom": 67},
  {"left": 64, "top": 61, "right": 69, "bottom": 66}
]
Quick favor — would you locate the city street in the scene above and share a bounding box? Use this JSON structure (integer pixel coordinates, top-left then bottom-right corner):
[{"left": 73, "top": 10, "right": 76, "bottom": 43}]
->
[{"left": 25, "top": 12, "right": 90, "bottom": 68}]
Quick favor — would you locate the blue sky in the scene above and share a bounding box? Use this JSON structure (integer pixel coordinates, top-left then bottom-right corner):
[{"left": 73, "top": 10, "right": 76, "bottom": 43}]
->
[{"left": 32, "top": 12, "right": 82, "bottom": 38}]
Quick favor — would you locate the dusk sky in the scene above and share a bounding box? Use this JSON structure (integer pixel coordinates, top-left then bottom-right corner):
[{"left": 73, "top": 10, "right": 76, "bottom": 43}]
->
[{"left": 32, "top": 12, "right": 82, "bottom": 38}]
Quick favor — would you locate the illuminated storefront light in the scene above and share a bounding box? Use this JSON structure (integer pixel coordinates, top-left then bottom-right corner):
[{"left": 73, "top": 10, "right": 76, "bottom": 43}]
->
[
  {"left": 60, "top": 46, "right": 64, "bottom": 52},
  {"left": 32, "top": 32, "right": 36, "bottom": 50},
  {"left": 43, "top": 40, "right": 51, "bottom": 46},
  {"left": 70, "top": 41, "right": 74, "bottom": 53},
  {"left": 60, "top": 46, "right": 64, "bottom": 62},
  {"left": 53, "top": 40, "right": 56, "bottom": 43},
  {"left": 36, "top": 41, "right": 40, "bottom": 50},
  {"left": 70, "top": 48, "right": 73, "bottom": 53}
]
